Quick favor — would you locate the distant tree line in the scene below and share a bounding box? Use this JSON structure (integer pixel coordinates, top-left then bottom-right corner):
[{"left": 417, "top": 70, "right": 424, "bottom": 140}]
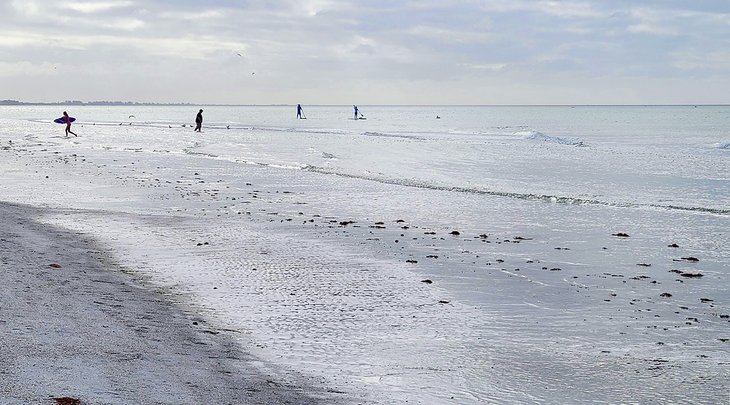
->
[{"left": 0, "top": 99, "right": 194, "bottom": 106}]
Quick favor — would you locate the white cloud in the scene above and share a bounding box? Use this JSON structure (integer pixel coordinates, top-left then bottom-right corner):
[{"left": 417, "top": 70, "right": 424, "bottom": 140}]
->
[
  {"left": 0, "top": 31, "right": 59, "bottom": 48},
  {"left": 133, "top": 36, "right": 247, "bottom": 59},
  {"left": 11, "top": 0, "right": 41, "bottom": 16},
  {"left": 626, "top": 7, "right": 678, "bottom": 36},
  {"left": 462, "top": 63, "right": 507, "bottom": 71},
  {"left": 0, "top": 30, "right": 245, "bottom": 59},
  {"left": 60, "top": 1, "right": 134, "bottom": 14},
  {"left": 0, "top": 61, "right": 57, "bottom": 76},
  {"left": 299, "top": 0, "right": 339, "bottom": 17},
  {"left": 533, "top": 0, "right": 603, "bottom": 18},
  {"left": 1, "top": 1, "right": 729, "bottom": 104},
  {"left": 627, "top": 23, "right": 676, "bottom": 35},
  {"left": 55, "top": 16, "right": 145, "bottom": 31},
  {"left": 98, "top": 17, "right": 145, "bottom": 31},
  {"left": 479, "top": 0, "right": 604, "bottom": 18},
  {"left": 672, "top": 50, "right": 730, "bottom": 71},
  {"left": 407, "top": 26, "right": 495, "bottom": 44},
  {"left": 159, "top": 9, "right": 224, "bottom": 20},
  {"left": 625, "top": 6, "right": 730, "bottom": 36}
]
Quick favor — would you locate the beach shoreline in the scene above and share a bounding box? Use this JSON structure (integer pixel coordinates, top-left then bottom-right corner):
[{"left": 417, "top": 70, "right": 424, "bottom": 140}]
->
[
  {"left": 1, "top": 107, "right": 727, "bottom": 403},
  {"left": 0, "top": 201, "right": 334, "bottom": 405}
]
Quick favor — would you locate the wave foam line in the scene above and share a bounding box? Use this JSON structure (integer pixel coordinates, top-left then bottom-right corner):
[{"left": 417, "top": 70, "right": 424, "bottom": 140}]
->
[
  {"left": 303, "top": 165, "right": 729, "bottom": 216},
  {"left": 362, "top": 131, "right": 427, "bottom": 140},
  {"left": 518, "top": 131, "right": 586, "bottom": 146}
]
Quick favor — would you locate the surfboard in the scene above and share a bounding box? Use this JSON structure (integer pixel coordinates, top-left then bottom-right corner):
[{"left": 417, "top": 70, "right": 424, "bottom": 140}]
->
[{"left": 54, "top": 117, "right": 76, "bottom": 124}]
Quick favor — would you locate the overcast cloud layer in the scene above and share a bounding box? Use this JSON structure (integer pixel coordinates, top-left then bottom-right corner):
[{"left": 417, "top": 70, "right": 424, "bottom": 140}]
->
[{"left": 1, "top": 0, "right": 729, "bottom": 104}]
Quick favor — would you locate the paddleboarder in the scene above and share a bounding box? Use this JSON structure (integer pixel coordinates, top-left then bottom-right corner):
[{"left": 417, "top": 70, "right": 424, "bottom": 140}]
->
[
  {"left": 297, "top": 104, "right": 303, "bottom": 119},
  {"left": 353, "top": 105, "right": 359, "bottom": 119},
  {"left": 63, "top": 111, "right": 77, "bottom": 137},
  {"left": 195, "top": 109, "right": 203, "bottom": 132}
]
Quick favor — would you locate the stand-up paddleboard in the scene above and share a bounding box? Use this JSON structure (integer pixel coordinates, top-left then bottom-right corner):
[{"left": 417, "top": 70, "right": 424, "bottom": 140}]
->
[
  {"left": 54, "top": 117, "right": 76, "bottom": 124},
  {"left": 348, "top": 117, "right": 367, "bottom": 120}
]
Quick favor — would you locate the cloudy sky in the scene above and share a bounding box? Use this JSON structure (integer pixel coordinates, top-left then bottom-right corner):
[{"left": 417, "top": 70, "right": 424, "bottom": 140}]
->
[{"left": 1, "top": 0, "right": 729, "bottom": 104}]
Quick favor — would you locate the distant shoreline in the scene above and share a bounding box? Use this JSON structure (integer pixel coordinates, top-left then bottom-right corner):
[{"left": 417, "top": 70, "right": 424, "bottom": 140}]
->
[
  {"left": 0, "top": 100, "right": 196, "bottom": 107},
  {"left": 1, "top": 100, "right": 729, "bottom": 107}
]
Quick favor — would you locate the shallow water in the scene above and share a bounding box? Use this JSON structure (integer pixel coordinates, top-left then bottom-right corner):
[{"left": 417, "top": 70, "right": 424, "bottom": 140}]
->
[{"left": 1, "top": 105, "right": 728, "bottom": 403}]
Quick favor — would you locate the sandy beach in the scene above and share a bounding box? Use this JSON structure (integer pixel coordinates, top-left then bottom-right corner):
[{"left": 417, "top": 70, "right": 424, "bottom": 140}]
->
[
  {"left": 4, "top": 1, "right": 730, "bottom": 403},
  {"left": 1, "top": 107, "right": 728, "bottom": 404},
  {"left": 0, "top": 202, "right": 331, "bottom": 404}
]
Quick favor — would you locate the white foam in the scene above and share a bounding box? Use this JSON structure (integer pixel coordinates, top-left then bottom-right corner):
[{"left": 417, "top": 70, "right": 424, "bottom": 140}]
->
[
  {"left": 362, "top": 131, "right": 426, "bottom": 140},
  {"left": 2, "top": 106, "right": 729, "bottom": 404},
  {"left": 715, "top": 142, "right": 730, "bottom": 149},
  {"left": 518, "top": 130, "right": 585, "bottom": 146}
]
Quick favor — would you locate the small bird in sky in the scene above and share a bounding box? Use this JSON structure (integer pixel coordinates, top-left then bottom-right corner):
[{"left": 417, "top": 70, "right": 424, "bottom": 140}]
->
[
  {"left": 129, "top": 115, "right": 135, "bottom": 118},
  {"left": 237, "top": 53, "right": 243, "bottom": 57},
  {"left": 251, "top": 72, "right": 256, "bottom": 75}
]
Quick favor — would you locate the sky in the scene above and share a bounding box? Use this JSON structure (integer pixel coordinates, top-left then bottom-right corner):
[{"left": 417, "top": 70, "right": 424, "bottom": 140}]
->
[{"left": 1, "top": 0, "right": 729, "bottom": 105}]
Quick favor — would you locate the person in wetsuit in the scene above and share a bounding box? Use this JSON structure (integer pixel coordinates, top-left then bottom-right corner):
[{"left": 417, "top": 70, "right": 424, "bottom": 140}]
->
[
  {"left": 63, "top": 111, "right": 77, "bottom": 137},
  {"left": 195, "top": 109, "right": 203, "bottom": 132}
]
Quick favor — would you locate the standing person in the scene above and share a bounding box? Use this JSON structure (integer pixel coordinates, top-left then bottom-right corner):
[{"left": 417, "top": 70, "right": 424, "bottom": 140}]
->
[
  {"left": 297, "top": 104, "right": 303, "bottom": 119},
  {"left": 63, "top": 111, "right": 77, "bottom": 137},
  {"left": 353, "top": 105, "right": 358, "bottom": 119},
  {"left": 195, "top": 109, "right": 203, "bottom": 132}
]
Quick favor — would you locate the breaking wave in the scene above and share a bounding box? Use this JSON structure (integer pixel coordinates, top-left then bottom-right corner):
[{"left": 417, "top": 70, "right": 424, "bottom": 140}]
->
[
  {"left": 232, "top": 126, "right": 347, "bottom": 136},
  {"left": 362, "top": 132, "right": 427, "bottom": 140},
  {"left": 519, "top": 131, "right": 586, "bottom": 146},
  {"left": 303, "top": 165, "right": 729, "bottom": 216}
]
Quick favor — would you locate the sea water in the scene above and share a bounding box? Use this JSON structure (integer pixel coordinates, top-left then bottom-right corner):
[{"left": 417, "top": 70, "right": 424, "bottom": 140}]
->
[{"left": 1, "top": 105, "right": 728, "bottom": 403}]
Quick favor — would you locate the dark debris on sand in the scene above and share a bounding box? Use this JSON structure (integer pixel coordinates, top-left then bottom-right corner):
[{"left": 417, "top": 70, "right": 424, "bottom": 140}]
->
[{"left": 52, "top": 398, "right": 81, "bottom": 405}]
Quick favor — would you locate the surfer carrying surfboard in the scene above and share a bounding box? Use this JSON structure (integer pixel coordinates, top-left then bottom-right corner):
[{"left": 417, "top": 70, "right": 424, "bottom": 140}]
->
[
  {"left": 63, "top": 111, "right": 77, "bottom": 137},
  {"left": 195, "top": 109, "right": 203, "bottom": 132}
]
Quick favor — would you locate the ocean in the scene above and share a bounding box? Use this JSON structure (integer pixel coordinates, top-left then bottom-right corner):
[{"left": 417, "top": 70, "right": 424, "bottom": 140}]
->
[{"left": 1, "top": 105, "right": 728, "bottom": 403}]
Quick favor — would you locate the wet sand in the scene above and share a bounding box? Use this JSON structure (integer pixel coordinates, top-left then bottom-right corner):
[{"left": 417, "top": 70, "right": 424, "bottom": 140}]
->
[
  {"left": 1, "top": 113, "right": 728, "bottom": 403},
  {"left": 0, "top": 202, "right": 328, "bottom": 404}
]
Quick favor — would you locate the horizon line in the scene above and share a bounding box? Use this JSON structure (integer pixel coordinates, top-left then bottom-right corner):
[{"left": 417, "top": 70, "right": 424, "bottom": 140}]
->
[{"left": 1, "top": 100, "right": 729, "bottom": 108}]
